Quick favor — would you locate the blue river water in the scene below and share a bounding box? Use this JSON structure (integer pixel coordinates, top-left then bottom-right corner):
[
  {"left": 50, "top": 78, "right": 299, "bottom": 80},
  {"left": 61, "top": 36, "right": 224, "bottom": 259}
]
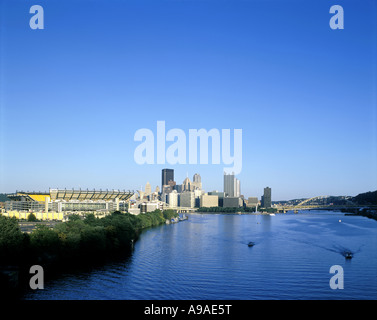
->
[{"left": 23, "top": 211, "right": 377, "bottom": 300}]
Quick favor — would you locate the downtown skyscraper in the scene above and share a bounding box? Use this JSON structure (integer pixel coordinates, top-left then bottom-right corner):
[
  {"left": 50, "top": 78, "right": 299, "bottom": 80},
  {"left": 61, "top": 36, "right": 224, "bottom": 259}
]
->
[
  {"left": 161, "top": 168, "right": 174, "bottom": 190},
  {"left": 224, "top": 173, "right": 240, "bottom": 198},
  {"left": 262, "top": 187, "right": 272, "bottom": 208}
]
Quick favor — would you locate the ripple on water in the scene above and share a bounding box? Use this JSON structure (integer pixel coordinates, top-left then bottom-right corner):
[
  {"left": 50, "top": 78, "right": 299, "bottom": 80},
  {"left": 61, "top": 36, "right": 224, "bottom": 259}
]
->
[{"left": 23, "top": 213, "right": 377, "bottom": 300}]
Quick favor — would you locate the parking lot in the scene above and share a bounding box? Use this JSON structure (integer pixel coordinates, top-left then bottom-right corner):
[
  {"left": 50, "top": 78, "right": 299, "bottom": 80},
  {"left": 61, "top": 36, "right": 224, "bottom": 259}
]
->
[{"left": 18, "top": 221, "right": 60, "bottom": 233}]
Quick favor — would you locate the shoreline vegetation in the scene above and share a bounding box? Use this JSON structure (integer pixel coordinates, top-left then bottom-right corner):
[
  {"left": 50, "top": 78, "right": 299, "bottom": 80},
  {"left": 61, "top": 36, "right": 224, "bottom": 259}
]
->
[
  {"left": 0, "top": 209, "right": 178, "bottom": 299},
  {"left": 341, "top": 208, "right": 377, "bottom": 221}
]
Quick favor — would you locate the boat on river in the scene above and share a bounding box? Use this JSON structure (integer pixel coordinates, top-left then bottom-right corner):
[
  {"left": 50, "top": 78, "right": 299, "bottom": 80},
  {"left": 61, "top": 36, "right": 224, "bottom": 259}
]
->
[
  {"left": 248, "top": 242, "right": 255, "bottom": 247},
  {"left": 345, "top": 252, "right": 353, "bottom": 259}
]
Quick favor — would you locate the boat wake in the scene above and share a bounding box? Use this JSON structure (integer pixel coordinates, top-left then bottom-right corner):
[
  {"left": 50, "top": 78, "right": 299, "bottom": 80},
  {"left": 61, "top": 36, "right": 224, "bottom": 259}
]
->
[
  {"left": 330, "top": 244, "right": 363, "bottom": 259},
  {"left": 288, "top": 235, "right": 364, "bottom": 259},
  {"left": 310, "top": 242, "right": 363, "bottom": 259}
]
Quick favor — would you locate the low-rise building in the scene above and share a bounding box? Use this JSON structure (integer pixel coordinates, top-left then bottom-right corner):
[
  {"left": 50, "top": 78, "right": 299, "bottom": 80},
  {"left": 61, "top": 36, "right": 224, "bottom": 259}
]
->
[
  {"left": 223, "top": 197, "right": 243, "bottom": 208},
  {"left": 200, "top": 194, "right": 219, "bottom": 207},
  {"left": 168, "top": 190, "right": 178, "bottom": 208},
  {"left": 180, "top": 191, "right": 195, "bottom": 208},
  {"left": 247, "top": 197, "right": 259, "bottom": 207},
  {"left": 208, "top": 191, "right": 226, "bottom": 207}
]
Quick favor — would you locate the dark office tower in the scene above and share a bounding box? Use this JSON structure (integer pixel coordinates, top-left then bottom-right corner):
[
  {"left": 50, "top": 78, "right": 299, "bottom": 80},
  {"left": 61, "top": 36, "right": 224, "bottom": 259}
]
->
[
  {"left": 263, "top": 187, "right": 272, "bottom": 208},
  {"left": 162, "top": 168, "right": 174, "bottom": 190}
]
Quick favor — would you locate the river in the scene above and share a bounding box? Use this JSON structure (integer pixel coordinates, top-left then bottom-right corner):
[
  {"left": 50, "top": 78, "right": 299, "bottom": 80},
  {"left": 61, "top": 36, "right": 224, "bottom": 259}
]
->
[{"left": 23, "top": 211, "right": 377, "bottom": 300}]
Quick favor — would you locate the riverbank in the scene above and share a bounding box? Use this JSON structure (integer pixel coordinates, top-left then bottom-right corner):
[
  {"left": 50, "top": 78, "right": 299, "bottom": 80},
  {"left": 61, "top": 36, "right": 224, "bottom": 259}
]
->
[
  {"left": 195, "top": 211, "right": 282, "bottom": 215},
  {"left": 342, "top": 208, "right": 377, "bottom": 221},
  {"left": 197, "top": 206, "right": 277, "bottom": 214},
  {"left": 0, "top": 209, "right": 179, "bottom": 299}
]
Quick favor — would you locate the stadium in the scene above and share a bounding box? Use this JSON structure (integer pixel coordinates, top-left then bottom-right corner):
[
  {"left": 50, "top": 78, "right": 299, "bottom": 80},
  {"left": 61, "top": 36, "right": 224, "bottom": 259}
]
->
[{"left": 1, "top": 188, "right": 134, "bottom": 221}]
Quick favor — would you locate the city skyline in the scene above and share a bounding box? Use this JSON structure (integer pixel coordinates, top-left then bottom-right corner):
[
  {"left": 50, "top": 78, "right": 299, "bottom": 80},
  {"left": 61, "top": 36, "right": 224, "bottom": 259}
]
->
[
  {"left": 3, "top": 165, "right": 370, "bottom": 203},
  {"left": 0, "top": 0, "right": 376, "bottom": 200}
]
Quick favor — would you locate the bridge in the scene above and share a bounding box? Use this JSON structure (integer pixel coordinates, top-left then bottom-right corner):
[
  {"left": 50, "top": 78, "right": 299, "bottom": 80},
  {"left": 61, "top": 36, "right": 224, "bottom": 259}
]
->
[
  {"left": 276, "top": 205, "right": 376, "bottom": 213},
  {"left": 275, "top": 205, "right": 329, "bottom": 213},
  {"left": 296, "top": 195, "right": 331, "bottom": 207},
  {"left": 274, "top": 195, "right": 375, "bottom": 213},
  {"left": 276, "top": 196, "right": 333, "bottom": 213}
]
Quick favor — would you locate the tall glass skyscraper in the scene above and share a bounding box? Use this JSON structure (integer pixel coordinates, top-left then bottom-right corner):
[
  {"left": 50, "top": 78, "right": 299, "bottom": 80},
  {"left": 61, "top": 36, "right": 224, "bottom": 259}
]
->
[{"left": 224, "top": 173, "right": 240, "bottom": 197}]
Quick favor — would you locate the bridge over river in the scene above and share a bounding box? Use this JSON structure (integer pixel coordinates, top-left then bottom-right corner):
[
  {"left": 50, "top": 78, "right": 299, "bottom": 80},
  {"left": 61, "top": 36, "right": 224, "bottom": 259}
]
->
[{"left": 275, "top": 195, "right": 377, "bottom": 213}]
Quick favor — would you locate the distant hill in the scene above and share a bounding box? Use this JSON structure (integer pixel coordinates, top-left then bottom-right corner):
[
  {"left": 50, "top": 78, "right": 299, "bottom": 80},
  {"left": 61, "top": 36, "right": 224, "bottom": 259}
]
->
[
  {"left": 352, "top": 191, "right": 377, "bottom": 205},
  {"left": 274, "top": 191, "right": 377, "bottom": 206}
]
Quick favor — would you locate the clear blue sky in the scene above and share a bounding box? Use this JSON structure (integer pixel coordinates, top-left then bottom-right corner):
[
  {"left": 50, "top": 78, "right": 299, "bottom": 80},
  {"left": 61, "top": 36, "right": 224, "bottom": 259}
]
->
[{"left": 0, "top": 0, "right": 376, "bottom": 200}]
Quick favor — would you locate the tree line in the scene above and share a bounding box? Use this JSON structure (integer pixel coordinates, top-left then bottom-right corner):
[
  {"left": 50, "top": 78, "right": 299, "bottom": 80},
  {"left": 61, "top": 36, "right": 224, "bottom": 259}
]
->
[
  {"left": 0, "top": 209, "right": 178, "bottom": 268},
  {"left": 352, "top": 191, "right": 377, "bottom": 205}
]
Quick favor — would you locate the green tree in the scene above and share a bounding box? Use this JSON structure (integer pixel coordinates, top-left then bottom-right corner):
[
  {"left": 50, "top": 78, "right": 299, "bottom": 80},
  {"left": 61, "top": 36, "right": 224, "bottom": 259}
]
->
[
  {"left": 0, "top": 216, "right": 24, "bottom": 264},
  {"left": 30, "top": 225, "right": 60, "bottom": 257},
  {"left": 84, "top": 213, "right": 98, "bottom": 226},
  {"left": 68, "top": 214, "right": 82, "bottom": 221},
  {"left": 58, "top": 231, "right": 81, "bottom": 259},
  {"left": 100, "top": 213, "right": 138, "bottom": 250},
  {"left": 163, "top": 209, "right": 177, "bottom": 220},
  {"left": 80, "top": 225, "right": 106, "bottom": 256},
  {"left": 27, "top": 213, "right": 37, "bottom": 222}
]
